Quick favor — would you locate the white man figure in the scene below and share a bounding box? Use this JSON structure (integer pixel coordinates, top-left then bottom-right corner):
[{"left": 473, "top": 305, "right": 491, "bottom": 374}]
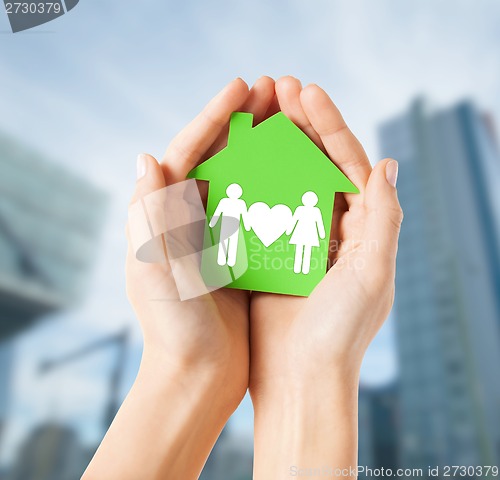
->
[
  {"left": 286, "top": 191, "right": 325, "bottom": 274},
  {"left": 209, "top": 183, "right": 250, "bottom": 267}
]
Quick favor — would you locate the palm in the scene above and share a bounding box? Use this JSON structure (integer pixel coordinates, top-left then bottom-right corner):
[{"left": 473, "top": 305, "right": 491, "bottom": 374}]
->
[
  {"left": 250, "top": 200, "right": 369, "bottom": 380},
  {"left": 126, "top": 252, "right": 249, "bottom": 366}
]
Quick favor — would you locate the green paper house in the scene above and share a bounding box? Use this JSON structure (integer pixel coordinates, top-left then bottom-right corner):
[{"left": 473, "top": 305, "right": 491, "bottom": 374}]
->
[{"left": 188, "top": 112, "right": 358, "bottom": 296}]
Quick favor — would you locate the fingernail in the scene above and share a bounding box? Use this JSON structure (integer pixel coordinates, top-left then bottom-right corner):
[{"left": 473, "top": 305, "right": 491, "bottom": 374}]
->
[
  {"left": 386, "top": 160, "right": 399, "bottom": 187},
  {"left": 137, "top": 154, "right": 147, "bottom": 180}
]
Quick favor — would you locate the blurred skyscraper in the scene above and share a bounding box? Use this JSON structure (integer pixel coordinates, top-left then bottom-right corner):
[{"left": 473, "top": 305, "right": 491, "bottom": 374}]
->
[
  {"left": 0, "top": 342, "right": 13, "bottom": 442},
  {"left": 379, "top": 99, "right": 500, "bottom": 473},
  {"left": 358, "top": 383, "right": 399, "bottom": 477},
  {"left": 200, "top": 428, "right": 253, "bottom": 480},
  {"left": 8, "top": 422, "right": 90, "bottom": 480},
  {"left": 0, "top": 131, "right": 107, "bottom": 465},
  {"left": 0, "top": 132, "right": 107, "bottom": 324}
]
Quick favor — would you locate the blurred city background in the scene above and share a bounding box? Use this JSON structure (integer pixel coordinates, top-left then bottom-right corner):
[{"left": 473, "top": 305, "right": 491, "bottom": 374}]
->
[{"left": 0, "top": 1, "right": 499, "bottom": 479}]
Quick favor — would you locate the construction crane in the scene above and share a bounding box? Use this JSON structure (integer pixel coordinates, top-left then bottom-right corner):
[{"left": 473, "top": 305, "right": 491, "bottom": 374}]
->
[{"left": 39, "top": 327, "right": 129, "bottom": 431}]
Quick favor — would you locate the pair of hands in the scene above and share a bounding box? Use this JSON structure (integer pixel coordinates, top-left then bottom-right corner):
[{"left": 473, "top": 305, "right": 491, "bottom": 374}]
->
[
  {"left": 127, "top": 75, "right": 402, "bottom": 401},
  {"left": 113, "top": 76, "right": 402, "bottom": 479}
]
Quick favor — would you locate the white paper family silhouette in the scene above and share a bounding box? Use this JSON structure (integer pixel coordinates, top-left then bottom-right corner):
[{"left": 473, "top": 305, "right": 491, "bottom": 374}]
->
[{"left": 209, "top": 183, "right": 326, "bottom": 274}]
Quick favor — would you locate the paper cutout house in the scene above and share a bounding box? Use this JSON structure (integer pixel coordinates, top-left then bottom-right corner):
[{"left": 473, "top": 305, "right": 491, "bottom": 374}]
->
[{"left": 188, "top": 112, "right": 358, "bottom": 296}]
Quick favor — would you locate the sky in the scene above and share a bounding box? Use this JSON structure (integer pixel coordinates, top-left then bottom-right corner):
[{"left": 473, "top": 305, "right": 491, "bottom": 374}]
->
[{"left": 1, "top": 0, "right": 500, "bottom": 466}]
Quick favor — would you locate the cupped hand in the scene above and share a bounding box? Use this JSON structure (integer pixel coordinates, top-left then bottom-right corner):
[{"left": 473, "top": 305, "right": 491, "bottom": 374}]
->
[
  {"left": 126, "top": 77, "right": 276, "bottom": 407},
  {"left": 249, "top": 76, "right": 403, "bottom": 395}
]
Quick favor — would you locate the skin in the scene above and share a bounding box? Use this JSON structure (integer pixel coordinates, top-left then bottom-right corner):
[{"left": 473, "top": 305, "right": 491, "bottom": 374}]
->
[{"left": 83, "top": 76, "right": 403, "bottom": 480}]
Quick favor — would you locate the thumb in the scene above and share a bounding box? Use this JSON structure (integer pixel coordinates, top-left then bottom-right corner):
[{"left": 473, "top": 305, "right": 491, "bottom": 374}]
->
[
  {"left": 126, "top": 154, "right": 168, "bottom": 262},
  {"left": 130, "top": 153, "right": 167, "bottom": 205},
  {"left": 363, "top": 158, "right": 403, "bottom": 271}
]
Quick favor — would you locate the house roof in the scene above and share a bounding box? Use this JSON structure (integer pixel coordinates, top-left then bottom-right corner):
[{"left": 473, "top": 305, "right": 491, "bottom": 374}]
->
[{"left": 188, "top": 112, "right": 358, "bottom": 194}]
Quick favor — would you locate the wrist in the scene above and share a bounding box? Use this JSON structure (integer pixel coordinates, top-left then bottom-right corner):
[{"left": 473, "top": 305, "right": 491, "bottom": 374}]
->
[
  {"left": 251, "top": 366, "right": 359, "bottom": 410},
  {"left": 250, "top": 361, "right": 360, "bottom": 403},
  {"left": 138, "top": 346, "right": 246, "bottom": 415},
  {"left": 251, "top": 368, "right": 359, "bottom": 479}
]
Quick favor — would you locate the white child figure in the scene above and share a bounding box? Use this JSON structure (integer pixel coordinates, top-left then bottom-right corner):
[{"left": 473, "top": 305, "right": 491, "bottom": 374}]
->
[
  {"left": 209, "top": 183, "right": 249, "bottom": 267},
  {"left": 286, "top": 191, "right": 325, "bottom": 274}
]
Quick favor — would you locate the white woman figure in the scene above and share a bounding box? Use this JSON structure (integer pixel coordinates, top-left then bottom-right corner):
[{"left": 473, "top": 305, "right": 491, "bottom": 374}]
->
[
  {"left": 286, "top": 191, "right": 325, "bottom": 274},
  {"left": 209, "top": 183, "right": 249, "bottom": 267}
]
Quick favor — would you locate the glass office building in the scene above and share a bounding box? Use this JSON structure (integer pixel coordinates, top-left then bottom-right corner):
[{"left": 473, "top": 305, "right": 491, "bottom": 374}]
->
[
  {"left": 379, "top": 99, "right": 500, "bottom": 473},
  {"left": 0, "top": 131, "right": 107, "bottom": 336},
  {"left": 358, "top": 383, "right": 399, "bottom": 477},
  {"left": 0, "top": 131, "right": 107, "bottom": 435}
]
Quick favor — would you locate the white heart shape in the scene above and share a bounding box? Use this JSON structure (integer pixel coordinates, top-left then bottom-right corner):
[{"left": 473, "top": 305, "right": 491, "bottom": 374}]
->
[{"left": 247, "top": 202, "right": 293, "bottom": 247}]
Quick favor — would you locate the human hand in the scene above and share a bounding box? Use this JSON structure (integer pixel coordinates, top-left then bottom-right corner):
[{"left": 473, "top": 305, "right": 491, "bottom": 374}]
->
[
  {"left": 250, "top": 76, "right": 402, "bottom": 390},
  {"left": 248, "top": 76, "right": 403, "bottom": 477},
  {"left": 83, "top": 78, "right": 279, "bottom": 480},
  {"left": 126, "top": 76, "right": 279, "bottom": 404},
  {"left": 127, "top": 81, "right": 247, "bottom": 407}
]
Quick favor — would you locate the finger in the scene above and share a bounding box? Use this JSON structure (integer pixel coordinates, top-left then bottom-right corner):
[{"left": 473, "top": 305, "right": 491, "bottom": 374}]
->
[
  {"left": 275, "top": 76, "right": 323, "bottom": 148},
  {"left": 162, "top": 78, "right": 249, "bottom": 183},
  {"left": 265, "top": 94, "right": 280, "bottom": 118},
  {"left": 198, "top": 77, "right": 276, "bottom": 205},
  {"left": 205, "top": 76, "right": 276, "bottom": 159},
  {"left": 328, "top": 191, "right": 349, "bottom": 265},
  {"left": 243, "top": 75, "right": 276, "bottom": 124},
  {"left": 130, "top": 153, "right": 166, "bottom": 205},
  {"left": 127, "top": 153, "right": 169, "bottom": 265},
  {"left": 300, "top": 84, "right": 372, "bottom": 198},
  {"left": 363, "top": 159, "right": 403, "bottom": 273}
]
